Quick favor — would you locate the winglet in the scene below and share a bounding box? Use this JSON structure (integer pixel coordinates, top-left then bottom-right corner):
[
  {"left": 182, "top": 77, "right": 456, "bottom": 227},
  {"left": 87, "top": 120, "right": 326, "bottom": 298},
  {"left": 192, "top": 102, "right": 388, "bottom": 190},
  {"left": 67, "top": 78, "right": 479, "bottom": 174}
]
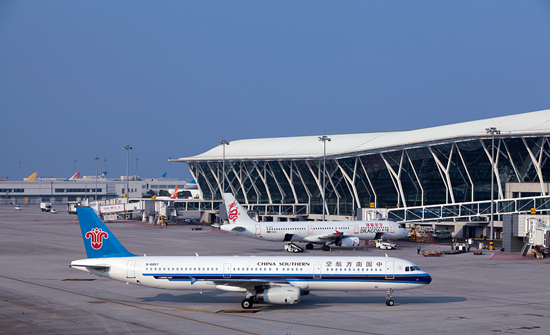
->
[{"left": 76, "top": 207, "right": 136, "bottom": 258}]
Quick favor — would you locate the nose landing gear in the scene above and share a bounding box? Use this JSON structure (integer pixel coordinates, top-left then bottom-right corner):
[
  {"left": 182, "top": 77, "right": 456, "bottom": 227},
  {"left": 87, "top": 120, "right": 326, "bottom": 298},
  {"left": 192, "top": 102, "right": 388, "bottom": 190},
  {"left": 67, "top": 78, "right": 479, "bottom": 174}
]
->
[{"left": 386, "top": 289, "right": 394, "bottom": 306}]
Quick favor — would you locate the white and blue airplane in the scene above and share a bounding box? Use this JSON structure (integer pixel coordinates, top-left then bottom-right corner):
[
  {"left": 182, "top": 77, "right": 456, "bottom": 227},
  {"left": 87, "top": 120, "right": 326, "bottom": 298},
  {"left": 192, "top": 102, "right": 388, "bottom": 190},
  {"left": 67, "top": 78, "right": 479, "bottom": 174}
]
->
[
  {"left": 220, "top": 193, "right": 409, "bottom": 252},
  {"left": 70, "top": 207, "right": 431, "bottom": 309}
]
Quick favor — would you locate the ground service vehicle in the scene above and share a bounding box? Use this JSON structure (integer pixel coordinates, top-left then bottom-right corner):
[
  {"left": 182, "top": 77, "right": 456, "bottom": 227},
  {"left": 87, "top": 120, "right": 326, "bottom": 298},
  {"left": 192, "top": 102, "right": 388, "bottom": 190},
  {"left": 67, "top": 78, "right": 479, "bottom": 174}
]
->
[{"left": 40, "top": 202, "right": 52, "bottom": 212}]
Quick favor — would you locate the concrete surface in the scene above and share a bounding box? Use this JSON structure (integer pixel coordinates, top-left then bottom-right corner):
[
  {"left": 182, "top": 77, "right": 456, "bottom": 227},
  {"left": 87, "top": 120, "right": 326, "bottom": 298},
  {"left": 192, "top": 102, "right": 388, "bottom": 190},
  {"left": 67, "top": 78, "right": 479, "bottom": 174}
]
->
[{"left": 1, "top": 205, "right": 550, "bottom": 334}]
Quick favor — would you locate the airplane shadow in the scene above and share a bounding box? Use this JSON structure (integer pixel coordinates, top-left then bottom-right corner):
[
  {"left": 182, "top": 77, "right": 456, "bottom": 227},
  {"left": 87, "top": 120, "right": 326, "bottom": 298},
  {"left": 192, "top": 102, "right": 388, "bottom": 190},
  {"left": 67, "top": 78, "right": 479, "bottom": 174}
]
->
[
  {"left": 137, "top": 291, "right": 466, "bottom": 310},
  {"left": 253, "top": 248, "right": 374, "bottom": 253}
]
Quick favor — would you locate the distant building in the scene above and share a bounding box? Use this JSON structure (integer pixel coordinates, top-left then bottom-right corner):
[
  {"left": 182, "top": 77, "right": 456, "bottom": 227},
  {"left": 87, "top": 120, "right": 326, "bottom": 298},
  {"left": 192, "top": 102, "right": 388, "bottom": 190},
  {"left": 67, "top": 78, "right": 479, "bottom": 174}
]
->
[
  {"left": 176, "top": 109, "right": 550, "bottom": 238},
  {"left": 0, "top": 177, "right": 191, "bottom": 205}
]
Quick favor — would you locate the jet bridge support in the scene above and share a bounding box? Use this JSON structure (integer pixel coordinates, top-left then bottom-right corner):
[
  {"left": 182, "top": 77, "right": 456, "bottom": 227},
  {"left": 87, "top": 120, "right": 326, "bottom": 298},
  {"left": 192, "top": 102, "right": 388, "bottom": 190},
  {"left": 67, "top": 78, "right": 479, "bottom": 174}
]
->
[{"left": 521, "top": 217, "right": 550, "bottom": 258}]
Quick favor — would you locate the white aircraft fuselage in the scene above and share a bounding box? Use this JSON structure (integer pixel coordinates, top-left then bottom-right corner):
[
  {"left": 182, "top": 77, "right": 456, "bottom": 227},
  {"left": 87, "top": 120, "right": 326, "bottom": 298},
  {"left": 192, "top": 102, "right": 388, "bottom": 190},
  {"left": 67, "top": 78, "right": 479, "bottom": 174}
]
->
[
  {"left": 71, "top": 255, "right": 430, "bottom": 293},
  {"left": 221, "top": 220, "right": 408, "bottom": 243}
]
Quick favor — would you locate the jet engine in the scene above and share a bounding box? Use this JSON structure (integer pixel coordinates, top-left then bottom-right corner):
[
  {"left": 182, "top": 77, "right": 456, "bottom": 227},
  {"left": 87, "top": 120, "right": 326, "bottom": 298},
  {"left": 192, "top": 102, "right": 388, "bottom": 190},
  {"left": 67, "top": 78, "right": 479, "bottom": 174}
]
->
[
  {"left": 256, "top": 286, "right": 301, "bottom": 305},
  {"left": 335, "top": 236, "right": 360, "bottom": 247}
]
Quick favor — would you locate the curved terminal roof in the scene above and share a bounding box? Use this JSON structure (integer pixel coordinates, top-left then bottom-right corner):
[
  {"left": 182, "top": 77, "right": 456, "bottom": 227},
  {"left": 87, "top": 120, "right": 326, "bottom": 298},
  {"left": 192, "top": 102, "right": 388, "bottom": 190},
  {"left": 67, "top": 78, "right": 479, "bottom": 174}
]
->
[{"left": 177, "top": 109, "right": 550, "bottom": 162}]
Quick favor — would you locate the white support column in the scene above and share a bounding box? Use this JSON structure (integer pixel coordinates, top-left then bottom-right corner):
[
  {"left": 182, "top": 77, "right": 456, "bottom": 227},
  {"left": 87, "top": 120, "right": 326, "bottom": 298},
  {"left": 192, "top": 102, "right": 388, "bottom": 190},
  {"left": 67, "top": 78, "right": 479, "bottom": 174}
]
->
[
  {"left": 405, "top": 151, "right": 424, "bottom": 207},
  {"left": 336, "top": 160, "right": 360, "bottom": 209},
  {"left": 279, "top": 161, "right": 298, "bottom": 203},
  {"left": 456, "top": 145, "right": 475, "bottom": 202},
  {"left": 197, "top": 163, "right": 215, "bottom": 198},
  {"left": 428, "top": 146, "right": 454, "bottom": 204},
  {"left": 253, "top": 161, "right": 272, "bottom": 203},
  {"left": 502, "top": 139, "right": 522, "bottom": 184},
  {"left": 207, "top": 161, "right": 222, "bottom": 195},
  {"left": 293, "top": 161, "right": 312, "bottom": 200},
  {"left": 306, "top": 160, "right": 329, "bottom": 216},
  {"left": 187, "top": 164, "right": 202, "bottom": 197},
  {"left": 242, "top": 162, "right": 263, "bottom": 203},
  {"left": 380, "top": 153, "right": 407, "bottom": 208},
  {"left": 229, "top": 163, "right": 249, "bottom": 204},
  {"left": 522, "top": 137, "right": 546, "bottom": 196},
  {"left": 266, "top": 162, "right": 286, "bottom": 203},
  {"left": 359, "top": 157, "right": 377, "bottom": 207},
  {"left": 481, "top": 139, "right": 504, "bottom": 199}
]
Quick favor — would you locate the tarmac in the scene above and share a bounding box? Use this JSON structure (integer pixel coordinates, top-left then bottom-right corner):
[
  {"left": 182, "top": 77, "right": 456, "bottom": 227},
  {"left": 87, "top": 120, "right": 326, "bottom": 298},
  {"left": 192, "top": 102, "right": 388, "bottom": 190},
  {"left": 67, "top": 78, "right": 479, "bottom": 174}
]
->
[{"left": 1, "top": 205, "right": 550, "bottom": 334}]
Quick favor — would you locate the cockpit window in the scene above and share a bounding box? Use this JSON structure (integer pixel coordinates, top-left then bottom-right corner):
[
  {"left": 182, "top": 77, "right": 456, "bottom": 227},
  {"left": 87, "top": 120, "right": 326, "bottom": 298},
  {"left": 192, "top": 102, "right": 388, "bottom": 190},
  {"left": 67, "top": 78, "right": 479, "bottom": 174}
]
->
[{"left": 414, "top": 266, "right": 421, "bottom": 271}]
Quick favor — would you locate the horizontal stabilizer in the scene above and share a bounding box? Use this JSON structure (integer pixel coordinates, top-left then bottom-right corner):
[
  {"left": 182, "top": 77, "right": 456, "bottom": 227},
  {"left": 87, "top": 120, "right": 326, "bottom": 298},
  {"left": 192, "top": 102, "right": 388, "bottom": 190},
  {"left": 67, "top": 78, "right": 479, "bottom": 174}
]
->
[{"left": 70, "top": 263, "right": 111, "bottom": 269}]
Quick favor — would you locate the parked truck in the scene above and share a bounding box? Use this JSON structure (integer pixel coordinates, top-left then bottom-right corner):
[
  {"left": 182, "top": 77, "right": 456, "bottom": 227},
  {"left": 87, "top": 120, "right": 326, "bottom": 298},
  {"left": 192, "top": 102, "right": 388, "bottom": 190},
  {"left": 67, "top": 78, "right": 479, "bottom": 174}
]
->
[{"left": 40, "top": 202, "right": 52, "bottom": 212}]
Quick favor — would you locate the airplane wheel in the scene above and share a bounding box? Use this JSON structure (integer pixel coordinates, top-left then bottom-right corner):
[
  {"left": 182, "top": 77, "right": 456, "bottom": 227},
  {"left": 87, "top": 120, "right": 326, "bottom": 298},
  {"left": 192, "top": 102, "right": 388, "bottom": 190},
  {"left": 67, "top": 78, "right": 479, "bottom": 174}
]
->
[
  {"left": 306, "top": 243, "right": 314, "bottom": 250},
  {"left": 386, "top": 299, "right": 394, "bottom": 306},
  {"left": 241, "top": 298, "right": 253, "bottom": 309},
  {"left": 322, "top": 245, "right": 331, "bottom": 251}
]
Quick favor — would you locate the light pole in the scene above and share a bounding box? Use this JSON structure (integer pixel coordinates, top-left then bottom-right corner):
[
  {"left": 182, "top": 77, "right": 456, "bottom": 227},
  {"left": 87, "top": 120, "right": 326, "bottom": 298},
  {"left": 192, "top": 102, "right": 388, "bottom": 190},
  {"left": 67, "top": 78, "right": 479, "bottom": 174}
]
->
[
  {"left": 19, "top": 161, "right": 21, "bottom": 181},
  {"left": 136, "top": 158, "right": 139, "bottom": 178},
  {"left": 486, "top": 127, "right": 500, "bottom": 245},
  {"left": 94, "top": 157, "right": 99, "bottom": 201},
  {"left": 74, "top": 160, "right": 77, "bottom": 174},
  {"left": 104, "top": 159, "right": 106, "bottom": 172},
  {"left": 218, "top": 140, "right": 230, "bottom": 197},
  {"left": 319, "top": 136, "right": 331, "bottom": 221},
  {"left": 123, "top": 145, "right": 132, "bottom": 198},
  {"left": 168, "top": 157, "right": 171, "bottom": 178}
]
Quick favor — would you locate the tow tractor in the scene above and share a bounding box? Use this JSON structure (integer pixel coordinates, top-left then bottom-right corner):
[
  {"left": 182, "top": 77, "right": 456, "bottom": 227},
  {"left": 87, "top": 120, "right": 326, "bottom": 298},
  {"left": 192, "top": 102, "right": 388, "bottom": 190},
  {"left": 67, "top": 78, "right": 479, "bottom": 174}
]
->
[{"left": 375, "top": 239, "right": 397, "bottom": 250}]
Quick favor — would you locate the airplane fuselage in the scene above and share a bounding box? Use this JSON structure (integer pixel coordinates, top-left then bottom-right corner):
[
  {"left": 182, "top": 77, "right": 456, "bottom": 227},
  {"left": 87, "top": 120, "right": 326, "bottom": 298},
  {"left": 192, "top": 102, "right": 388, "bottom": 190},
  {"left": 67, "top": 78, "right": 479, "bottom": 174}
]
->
[
  {"left": 71, "top": 255, "right": 430, "bottom": 292},
  {"left": 221, "top": 220, "right": 408, "bottom": 243}
]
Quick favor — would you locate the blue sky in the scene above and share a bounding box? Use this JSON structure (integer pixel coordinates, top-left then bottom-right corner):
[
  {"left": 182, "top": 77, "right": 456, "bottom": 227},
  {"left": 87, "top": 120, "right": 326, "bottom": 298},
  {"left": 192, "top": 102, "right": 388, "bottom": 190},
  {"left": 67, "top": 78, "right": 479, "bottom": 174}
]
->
[{"left": 1, "top": 1, "right": 550, "bottom": 181}]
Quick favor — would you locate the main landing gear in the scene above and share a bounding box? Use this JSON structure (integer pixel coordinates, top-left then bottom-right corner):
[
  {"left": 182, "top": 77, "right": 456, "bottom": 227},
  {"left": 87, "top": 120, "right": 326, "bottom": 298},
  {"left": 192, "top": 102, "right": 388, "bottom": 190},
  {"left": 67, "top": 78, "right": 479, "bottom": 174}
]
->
[
  {"left": 306, "top": 243, "right": 314, "bottom": 250},
  {"left": 241, "top": 298, "right": 254, "bottom": 309},
  {"left": 386, "top": 289, "right": 394, "bottom": 306},
  {"left": 322, "top": 245, "right": 331, "bottom": 251}
]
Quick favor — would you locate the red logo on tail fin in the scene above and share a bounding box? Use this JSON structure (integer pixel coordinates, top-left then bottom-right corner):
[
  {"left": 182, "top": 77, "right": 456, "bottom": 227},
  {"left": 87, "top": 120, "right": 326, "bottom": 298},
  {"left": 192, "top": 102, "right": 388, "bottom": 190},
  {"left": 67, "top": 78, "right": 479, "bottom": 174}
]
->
[
  {"left": 228, "top": 200, "right": 240, "bottom": 222},
  {"left": 85, "top": 228, "right": 109, "bottom": 250}
]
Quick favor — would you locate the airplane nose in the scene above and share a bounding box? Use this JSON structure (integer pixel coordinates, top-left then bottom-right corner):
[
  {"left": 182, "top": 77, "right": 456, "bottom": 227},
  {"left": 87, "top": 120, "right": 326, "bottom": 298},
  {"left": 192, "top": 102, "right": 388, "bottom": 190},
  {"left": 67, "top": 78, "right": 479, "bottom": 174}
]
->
[{"left": 425, "top": 274, "right": 432, "bottom": 284}]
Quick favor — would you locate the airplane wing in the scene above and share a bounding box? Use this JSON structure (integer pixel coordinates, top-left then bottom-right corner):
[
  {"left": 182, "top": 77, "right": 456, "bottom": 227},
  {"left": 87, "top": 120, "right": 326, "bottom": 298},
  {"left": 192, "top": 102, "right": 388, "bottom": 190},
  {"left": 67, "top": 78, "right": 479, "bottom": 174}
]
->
[
  {"left": 303, "top": 230, "right": 344, "bottom": 242},
  {"left": 189, "top": 278, "right": 293, "bottom": 292}
]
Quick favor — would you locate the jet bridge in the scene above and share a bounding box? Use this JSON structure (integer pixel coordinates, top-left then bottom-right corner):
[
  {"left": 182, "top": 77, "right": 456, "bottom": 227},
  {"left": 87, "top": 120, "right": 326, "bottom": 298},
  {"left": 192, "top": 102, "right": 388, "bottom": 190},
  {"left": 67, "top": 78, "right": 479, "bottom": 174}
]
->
[{"left": 520, "top": 217, "right": 550, "bottom": 258}]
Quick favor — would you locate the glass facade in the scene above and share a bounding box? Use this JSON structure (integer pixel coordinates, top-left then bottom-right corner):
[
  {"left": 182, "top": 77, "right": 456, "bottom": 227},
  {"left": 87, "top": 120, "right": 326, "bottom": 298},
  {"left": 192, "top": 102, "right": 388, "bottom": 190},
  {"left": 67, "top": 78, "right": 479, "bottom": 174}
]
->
[{"left": 187, "top": 135, "right": 550, "bottom": 216}]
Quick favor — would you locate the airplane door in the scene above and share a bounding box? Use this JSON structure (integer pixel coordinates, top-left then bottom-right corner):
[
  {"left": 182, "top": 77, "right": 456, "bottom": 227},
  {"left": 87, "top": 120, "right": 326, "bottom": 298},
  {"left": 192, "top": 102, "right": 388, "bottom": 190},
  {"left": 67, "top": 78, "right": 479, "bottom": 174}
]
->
[
  {"left": 255, "top": 224, "right": 261, "bottom": 235},
  {"left": 308, "top": 225, "right": 313, "bottom": 234},
  {"left": 354, "top": 224, "right": 359, "bottom": 234},
  {"left": 389, "top": 222, "right": 395, "bottom": 234},
  {"left": 385, "top": 261, "right": 394, "bottom": 280},
  {"left": 223, "top": 263, "right": 232, "bottom": 278},
  {"left": 126, "top": 260, "right": 136, "bottom": 279},
  {"left": 313, "top": 263, "right": 321, "bottom": 279}
]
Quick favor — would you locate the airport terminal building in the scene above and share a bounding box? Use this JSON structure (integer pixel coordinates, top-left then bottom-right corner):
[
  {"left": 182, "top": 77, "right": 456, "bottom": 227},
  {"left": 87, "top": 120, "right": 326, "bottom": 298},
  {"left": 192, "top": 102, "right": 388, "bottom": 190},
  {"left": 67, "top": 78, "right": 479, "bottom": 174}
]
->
[{"left": 177, "top": 109, "right": 550, "bottom": 238}]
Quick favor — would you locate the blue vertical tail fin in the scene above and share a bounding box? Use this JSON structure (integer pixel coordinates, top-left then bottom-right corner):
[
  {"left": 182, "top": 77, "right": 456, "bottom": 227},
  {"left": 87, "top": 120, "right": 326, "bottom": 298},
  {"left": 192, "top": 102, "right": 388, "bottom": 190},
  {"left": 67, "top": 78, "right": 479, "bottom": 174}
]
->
[{"left": 76, "top": 207, "right": 135, "bottom": 258}]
